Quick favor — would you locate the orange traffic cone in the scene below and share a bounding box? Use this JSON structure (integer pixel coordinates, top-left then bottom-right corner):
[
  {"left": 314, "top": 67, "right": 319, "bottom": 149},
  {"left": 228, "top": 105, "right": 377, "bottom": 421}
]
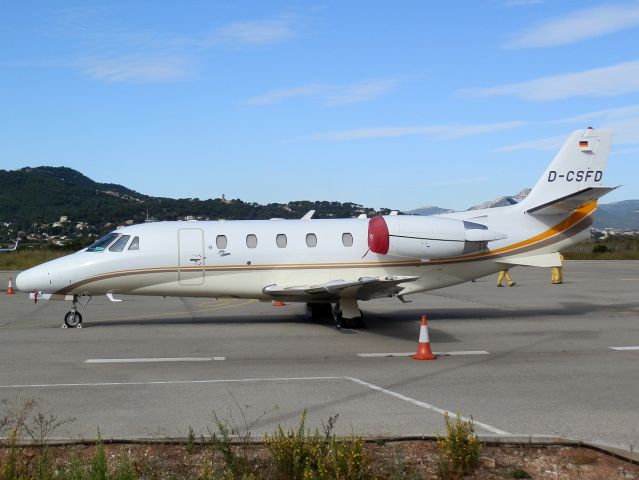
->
[
  {"left": 6, "top": 277, "right": 15, "bottom": 295},
  {"left": 272, "top": 300, "right": 286, "bottom": 307},
  {"left": 412, "top": 315, "right": 436, "bottom": 360}
]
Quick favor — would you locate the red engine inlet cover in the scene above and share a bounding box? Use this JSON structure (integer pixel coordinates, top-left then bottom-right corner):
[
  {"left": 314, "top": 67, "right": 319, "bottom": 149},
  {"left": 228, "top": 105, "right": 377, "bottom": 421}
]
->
[{"left": 368, "top": 216, "right": 390, "bottom": 254}]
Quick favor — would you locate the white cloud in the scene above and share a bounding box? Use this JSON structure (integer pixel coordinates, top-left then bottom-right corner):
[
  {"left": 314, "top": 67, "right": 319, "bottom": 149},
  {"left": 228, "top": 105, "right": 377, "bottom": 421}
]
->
[
  {"left": 213, "top": 18, "right": 297, "bottom": 45},
  {"left": 497, "top": 108, "right": 639, "bottom": 152},
  {"left": 506, "top": 2, "right": 639, "bottom": 48},
  {"left": 463, "top": 60, "right": 639, "bottom": 101},
  {"left": 63, "top": 15, "right": 299, "bottom": 83},
  {"left": 244, "top": 79, "right": 401, "bottom": 106},
  {"left": 310, "top": 121, "right": 526, "bottom": 141},
  {"left": 551, "top": 103, "right": 639, "bottom": 124},
  {"left": 496, "top": 135, "right": 566, "bottom": 152},
  {"left": 79, "top": 55, "right": 195, "bottom": 83},
  {"left": 323, "top": 79, "right": 400, "bottom": 106}
]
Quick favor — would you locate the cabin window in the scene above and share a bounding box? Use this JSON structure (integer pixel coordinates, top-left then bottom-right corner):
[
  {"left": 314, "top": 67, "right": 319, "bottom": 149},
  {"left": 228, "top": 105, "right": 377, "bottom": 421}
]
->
[
  {"left": 306, "top": 233, "right": 317, "bottom": 248},
  {"left": 342, "top": 233, "right": 353, "bottom": 247},
  {"left": 109, "top": 235, "right": 131, "bottom": 252},
  {"left": 246, "top": 234, "right": 257, "bottom": 248},
  {"left": 276, "top": 234, "right": 287, "bottom": 248},
  {"left": 128, "top": 236, "right": 140, "bottom": 250},
  {"left": 86, "top": 233, "right": 119, "bottom": 252},
  {"left": 216, "top": 235, "right": 227, "bottom": 249}
]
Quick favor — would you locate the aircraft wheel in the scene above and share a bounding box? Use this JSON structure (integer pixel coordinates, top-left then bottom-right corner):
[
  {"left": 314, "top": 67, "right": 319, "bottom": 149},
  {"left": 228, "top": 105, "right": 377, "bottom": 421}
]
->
[
  {"left": 64, "top": 311, "right": 82, "bottom": 328},
  {"left": 332, "top": 304, "right": 366, "bottom": 329},
  {"left": 341, "top": 313, "right": 366, "bottom": 329},
  {"left": 306, "top": 302, "right": 332, "bottom": 320}
]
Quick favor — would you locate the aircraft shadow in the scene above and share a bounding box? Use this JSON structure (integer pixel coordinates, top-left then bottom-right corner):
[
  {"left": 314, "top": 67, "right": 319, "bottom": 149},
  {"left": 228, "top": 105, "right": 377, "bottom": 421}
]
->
[{"left": 82, "top": 300, "right": 638, "bottom": 344}]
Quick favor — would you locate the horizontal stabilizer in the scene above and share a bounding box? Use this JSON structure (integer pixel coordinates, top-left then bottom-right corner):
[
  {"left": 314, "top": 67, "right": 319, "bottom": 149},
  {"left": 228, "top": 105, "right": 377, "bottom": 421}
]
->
[
  {"left": 263, "top": 275, "right": 418, "bottom": 301},
  {"left": 526, "top": 186, "right": 617, "bottom": 215},
  {"left": 496, "top": 252, "right": 562, "bottom": 268}
]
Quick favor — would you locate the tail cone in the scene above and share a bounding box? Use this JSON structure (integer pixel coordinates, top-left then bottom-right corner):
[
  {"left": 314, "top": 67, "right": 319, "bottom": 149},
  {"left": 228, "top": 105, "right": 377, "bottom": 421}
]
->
[{"left": 412, "top": 315, "right": 436, "bottom": 360}]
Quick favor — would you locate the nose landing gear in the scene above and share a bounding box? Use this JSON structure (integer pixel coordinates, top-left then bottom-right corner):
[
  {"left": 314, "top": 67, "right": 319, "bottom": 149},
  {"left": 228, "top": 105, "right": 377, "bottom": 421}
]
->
[{"left": 62, "top": 294, "right": 90, "bottom": 329}]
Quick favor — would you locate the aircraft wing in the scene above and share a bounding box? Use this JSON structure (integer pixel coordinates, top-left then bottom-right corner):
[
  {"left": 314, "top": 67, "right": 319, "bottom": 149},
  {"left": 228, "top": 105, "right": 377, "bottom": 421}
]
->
[
  {"left": 263, "top": 275, "right": 419, "bottom": 301},
  {"left": 526, "top": 186, "right": 617, "bottom": 215}
]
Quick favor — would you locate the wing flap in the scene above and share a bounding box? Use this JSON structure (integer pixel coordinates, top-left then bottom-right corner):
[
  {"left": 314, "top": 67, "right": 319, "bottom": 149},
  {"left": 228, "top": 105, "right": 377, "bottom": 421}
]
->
[{"left": 263, "top": 275, "right": 419, "bottom": 301}]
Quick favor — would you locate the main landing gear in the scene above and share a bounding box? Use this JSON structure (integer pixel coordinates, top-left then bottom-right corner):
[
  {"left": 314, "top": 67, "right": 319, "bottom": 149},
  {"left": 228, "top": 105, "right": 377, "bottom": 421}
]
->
[
  {"left": 306, "top": 299, "right": 366, "bottom": 330},
  {"left": 63, "top": 294, "right": 90, "bottom": 329}
]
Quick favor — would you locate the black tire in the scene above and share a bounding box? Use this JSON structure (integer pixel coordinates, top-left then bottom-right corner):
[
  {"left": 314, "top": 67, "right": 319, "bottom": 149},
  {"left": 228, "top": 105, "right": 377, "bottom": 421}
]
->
[
  {"left": 332, "top": 304, "right": 366, "bottom": 329},
  {"left": 306, "top": 302, "right": 332, "bottom": 320},
  {"left": 340, "top": 314, "right": 366, "bottom": 329},
  {"left": 64, "top": 311, "right": 82, "bottom": 328}
]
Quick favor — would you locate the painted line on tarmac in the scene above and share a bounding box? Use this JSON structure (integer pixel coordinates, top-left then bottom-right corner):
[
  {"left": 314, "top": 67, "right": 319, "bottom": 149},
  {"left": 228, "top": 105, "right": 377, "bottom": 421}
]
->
[
  {"left": 357, "top": 351, "right": 490, "bottom": 358},
  {"left": 345, "top": 376, "right": 510, "bottom": 435},
  {"left": 85, "top": 357, "right": 225, "bottom": 363},
  {"left": 0, "top": 376, "right": 345, "bottom": 389},
  {"left": 609, "top": 346, "right": 639, "bottom": 351},
  {"left": 0, "top": 375, "right": 509, "bottom": 435}
]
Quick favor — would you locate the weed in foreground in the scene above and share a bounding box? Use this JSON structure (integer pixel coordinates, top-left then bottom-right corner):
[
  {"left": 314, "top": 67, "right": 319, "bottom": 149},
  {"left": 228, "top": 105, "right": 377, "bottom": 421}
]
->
[
  {"left": 205, "top": 394, "right": 272, "bottom": 480},
  {"left": 436, "top": 412, "right": 481, "bottom": 480},
  {"left": 510, "top": 466, "right": 532, "bottom": 478},
  {"left": 90, "top": 432, "right": 108, "bottom": 480},
  {"left": 264, "top": 411, "right": 368, "bottom": 480}
]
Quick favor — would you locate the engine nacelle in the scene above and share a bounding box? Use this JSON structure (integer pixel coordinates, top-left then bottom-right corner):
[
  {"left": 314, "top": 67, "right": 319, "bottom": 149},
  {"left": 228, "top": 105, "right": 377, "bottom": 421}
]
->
[{"left": 368, "top": 215, "right": 506, "bottom": 259}]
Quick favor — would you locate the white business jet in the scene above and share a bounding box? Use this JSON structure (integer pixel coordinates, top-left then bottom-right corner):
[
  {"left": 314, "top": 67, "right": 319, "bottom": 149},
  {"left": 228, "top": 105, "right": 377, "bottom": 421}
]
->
[
  {"left": 16, "top": 129, "right": 615, "bottom": 329},
  {"left": 0, "top": 235, "right": 20, "bottom": 253}
]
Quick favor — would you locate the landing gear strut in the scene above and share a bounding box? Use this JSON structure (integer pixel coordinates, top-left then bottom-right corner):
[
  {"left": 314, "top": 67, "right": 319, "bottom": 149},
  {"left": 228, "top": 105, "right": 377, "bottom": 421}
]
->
[
  {"left": 332, "top": 298, "right": 366, "bottom": 329},
  {"left": 63, "top": 294, "right": 90, "bottom": 329}
]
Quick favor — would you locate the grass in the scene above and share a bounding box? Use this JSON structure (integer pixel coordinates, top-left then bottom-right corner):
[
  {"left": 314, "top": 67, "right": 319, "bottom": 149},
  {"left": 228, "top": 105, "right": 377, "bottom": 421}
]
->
[
  {"left": 0, "top": 249, "right": 70, "bottom": 271},
  {"left": 562, "top": 235, "right": 639, "bottom": 260}
]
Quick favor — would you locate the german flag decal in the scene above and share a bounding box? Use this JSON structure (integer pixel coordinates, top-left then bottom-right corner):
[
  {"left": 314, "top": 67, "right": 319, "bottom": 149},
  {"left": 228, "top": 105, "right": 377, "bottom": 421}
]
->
[{"left": 579, "top": 140, "right": 589, "bottom": 148}]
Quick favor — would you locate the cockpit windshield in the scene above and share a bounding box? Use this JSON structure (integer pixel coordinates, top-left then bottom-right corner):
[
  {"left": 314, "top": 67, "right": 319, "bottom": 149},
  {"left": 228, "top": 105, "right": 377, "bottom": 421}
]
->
[{"left": 86, "top": 233, "right": 120, "bottom": 252}]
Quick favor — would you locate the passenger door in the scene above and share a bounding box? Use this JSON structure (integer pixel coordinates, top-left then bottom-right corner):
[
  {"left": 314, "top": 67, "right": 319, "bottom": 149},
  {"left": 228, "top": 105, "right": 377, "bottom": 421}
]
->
[{"left": 178, "top": 228, "right": 205, "bottom": 286}]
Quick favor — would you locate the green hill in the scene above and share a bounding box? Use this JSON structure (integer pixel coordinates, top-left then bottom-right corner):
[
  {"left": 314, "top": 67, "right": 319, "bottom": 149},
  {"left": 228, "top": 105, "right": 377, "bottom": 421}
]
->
[{"left": 0, "top": 166, "right": 393, "bottom": 237}]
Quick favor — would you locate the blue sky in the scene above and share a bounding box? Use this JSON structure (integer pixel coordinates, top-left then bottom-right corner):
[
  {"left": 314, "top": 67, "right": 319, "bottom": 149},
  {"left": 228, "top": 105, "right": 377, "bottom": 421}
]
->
[{"left": 1, "top": 1, "right": 639, "bottom": 211}]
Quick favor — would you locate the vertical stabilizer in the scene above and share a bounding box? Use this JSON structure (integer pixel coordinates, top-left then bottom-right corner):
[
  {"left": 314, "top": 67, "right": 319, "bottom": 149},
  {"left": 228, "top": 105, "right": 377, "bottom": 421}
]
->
[{"left": 521, "top": 128, "right": 612, "bottom": 211}]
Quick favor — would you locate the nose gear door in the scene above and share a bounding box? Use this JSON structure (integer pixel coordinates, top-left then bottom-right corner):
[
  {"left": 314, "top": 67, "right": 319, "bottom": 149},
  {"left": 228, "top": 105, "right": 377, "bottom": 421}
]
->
[{"left": 178, "top": 228, "right": 205, "bottom": 286}]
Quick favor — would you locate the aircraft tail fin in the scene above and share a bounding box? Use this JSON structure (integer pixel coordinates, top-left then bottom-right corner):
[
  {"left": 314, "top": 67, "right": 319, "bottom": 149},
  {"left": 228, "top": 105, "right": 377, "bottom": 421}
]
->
[{"left": 521, "top": 128, "right": 614, "bottom": 214}]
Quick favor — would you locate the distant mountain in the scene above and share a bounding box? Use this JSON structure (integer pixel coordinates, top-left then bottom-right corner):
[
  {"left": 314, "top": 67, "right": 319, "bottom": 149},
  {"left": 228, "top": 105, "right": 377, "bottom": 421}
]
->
[
  {"left": 409, "top": 189, "right": 638, "bottom": 231},
  {"left": 594, "top": 200, "right": 639, "bottom": 230},
  {"left": 467, "top": 188, "right": 531, "bottom": 210},
  {"left": 0, "top": 166, "right": 395, "bottom": 234},
  {"left": 406, "top": 206, "right": 453, "bottom": 216}
]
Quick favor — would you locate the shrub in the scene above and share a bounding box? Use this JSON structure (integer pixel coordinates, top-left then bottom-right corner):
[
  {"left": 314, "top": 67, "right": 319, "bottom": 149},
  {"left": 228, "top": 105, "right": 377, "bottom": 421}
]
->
[
  {"left": 436, "top": 413, "right": 481, "bottom": 480},
  {"left": 264, "top": 411, "right": 367, "bottom": 480}
]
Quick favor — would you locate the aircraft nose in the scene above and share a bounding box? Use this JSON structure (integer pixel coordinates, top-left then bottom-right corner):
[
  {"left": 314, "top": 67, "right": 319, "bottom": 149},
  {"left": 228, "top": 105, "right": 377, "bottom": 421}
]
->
[
  {"left": 15, "top": 254, "right": 78, "bottom": 293},
  {"left": 15, "top": 266, "right": 44, "bottom": 292}
]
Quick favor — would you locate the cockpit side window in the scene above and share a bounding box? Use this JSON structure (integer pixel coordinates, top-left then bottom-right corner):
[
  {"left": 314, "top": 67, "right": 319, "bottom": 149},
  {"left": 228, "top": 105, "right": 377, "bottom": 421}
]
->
[
  {"left": 86, "top": 233, "right": 119, "bottom": 252},
  {"left": 128, "top": 236, "right": 140, "bottom": 250},
  {"left": 109, "top": 235, "right": 131, "bottom": 252}
]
